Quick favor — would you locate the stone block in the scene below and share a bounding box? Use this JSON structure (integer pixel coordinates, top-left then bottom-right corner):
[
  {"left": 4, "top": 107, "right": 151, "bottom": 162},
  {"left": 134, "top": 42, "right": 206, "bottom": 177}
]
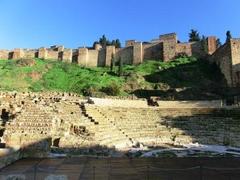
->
[
  {"left": 38, "top": 48, "right": 47, "bottom": 59},
  {"left": 12, "top": 48, "right": 24, "bottom": 59},
  {"left": 133, "top": 42, "right": 143, "bottom": 64},
  {"left": 77, "top": 48, "right": 88, "bottom": 66},
  {"left": 207, "top": 36, "right": 217, "bottom": 55},
  {"left": 62, "top": 49, "right": 72, "bottom": 63},
  {"left": 105, "top": 46, "right": 115, "bottom": 66}
]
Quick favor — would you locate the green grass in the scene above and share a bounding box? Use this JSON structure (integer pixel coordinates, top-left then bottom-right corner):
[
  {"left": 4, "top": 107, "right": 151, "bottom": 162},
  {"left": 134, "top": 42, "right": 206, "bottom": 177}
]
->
[{"left": 0, "top": 57, "right": 225, "bottom": 99}]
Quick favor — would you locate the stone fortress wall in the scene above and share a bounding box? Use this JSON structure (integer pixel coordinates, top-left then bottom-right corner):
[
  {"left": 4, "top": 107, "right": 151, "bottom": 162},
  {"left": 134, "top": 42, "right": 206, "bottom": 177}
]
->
[
  {"left": 0, "top": 33, "right": 217, "bottom": 67},
  {"left": 209, "top": 38, "right": 240, "bottom": 87}
]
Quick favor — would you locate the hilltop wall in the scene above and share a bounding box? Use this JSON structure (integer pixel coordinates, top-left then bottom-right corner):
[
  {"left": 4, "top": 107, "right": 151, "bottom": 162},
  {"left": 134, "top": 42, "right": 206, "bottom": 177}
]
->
[
  {"left": 115, "top": 46, "right": 133, "bottom": 64},
  {"left": 209, "top": 42, "right": 233, "bottom": 86},
  {"left": 143, "top": 43, "right": 163, "bottom": 60},
  {"left": 0, "top": 50, "right": 10, "bottom": 59},
  {"left": 231, "top": 39, "right": 240, "bottom": 86},
  {"left": 0, "top": 33, "right": 217, "bottom": 67},
  {"left": 209, "top": 39, "right": 240, "bottom": 87}
]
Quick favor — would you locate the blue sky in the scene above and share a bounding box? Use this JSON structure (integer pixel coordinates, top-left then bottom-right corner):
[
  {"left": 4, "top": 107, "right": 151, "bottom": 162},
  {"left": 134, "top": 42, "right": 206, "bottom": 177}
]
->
[{"left": 0, "top": 0, "right": 239, "bottom": 49}]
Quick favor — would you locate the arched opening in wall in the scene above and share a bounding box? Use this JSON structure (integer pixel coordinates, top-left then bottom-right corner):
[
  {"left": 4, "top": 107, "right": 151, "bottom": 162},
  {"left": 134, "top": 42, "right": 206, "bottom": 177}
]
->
[{"left": 53, "top": 138, "right": 60, "bottom": 147}]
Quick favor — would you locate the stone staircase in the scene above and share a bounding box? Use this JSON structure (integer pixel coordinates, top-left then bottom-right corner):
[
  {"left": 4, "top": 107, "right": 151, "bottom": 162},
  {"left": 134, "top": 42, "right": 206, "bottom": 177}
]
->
[
  {"left": 4, "top": 103, "right": 52, "bottom": 136},
  {"left": 81, "top": 103, "right": 134, "bottom": 149},
  {"left": 2, "top": 102, "right": 53, "bottom": 150},
  {"left": 81, "top": 105, "right": 240, "bottom": 148}
]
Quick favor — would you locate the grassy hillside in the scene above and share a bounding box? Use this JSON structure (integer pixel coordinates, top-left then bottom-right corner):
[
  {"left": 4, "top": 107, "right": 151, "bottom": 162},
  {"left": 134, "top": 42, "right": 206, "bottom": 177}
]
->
[{"left": 0, "top": 57, "right": 225, "bottom": 100}]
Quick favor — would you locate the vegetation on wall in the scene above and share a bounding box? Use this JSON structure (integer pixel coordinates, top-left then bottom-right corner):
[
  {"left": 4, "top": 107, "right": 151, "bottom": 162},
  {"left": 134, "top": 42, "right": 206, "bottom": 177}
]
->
[{"left": 93, "top": 35, "right": 121, "bottom": 48}]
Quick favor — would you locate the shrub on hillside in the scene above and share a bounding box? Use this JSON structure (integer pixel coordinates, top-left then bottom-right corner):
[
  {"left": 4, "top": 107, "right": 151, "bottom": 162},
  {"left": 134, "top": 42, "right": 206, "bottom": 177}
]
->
[
  {"left": 101, "top": 82, "right": 121, "bottom": 96},
  {"left": 175, "top": 52, "right": 189, "bottom": 59},
  {"left": 82, "top": 86, "right": 98, "bottom": 96}
]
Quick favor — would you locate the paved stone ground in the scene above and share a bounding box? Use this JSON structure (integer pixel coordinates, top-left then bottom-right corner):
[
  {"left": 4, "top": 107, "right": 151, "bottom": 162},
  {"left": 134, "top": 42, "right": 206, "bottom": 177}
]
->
[{"left": 1, "top": 157, "right": 240, "bottom": 180}]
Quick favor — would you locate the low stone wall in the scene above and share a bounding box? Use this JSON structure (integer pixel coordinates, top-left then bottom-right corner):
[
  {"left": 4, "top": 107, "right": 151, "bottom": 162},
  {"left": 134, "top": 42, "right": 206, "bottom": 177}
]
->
[
  {"left": 90, "top": 97, "right": 148, "bottom": 108},
  {"left": 90, "top": 98, "right": 224, "bottom": 109},
  {"left": 156, "top": 100, "right": 223, "bottom": 108}
]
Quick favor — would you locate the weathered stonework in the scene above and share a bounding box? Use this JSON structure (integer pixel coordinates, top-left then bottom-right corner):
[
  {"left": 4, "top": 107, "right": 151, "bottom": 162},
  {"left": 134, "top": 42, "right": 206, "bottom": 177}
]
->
[
  {"left": 0, "top": 33, "right": 221, "bottom": 71},
  {"left": 176, "top": 43, "right": 192, "bottom": 57},
  {"left": 143, "top": 42, "right": 163, "bottom": 60},
  {"left": 115, "top": 47, "right": 133, "bottom": 64},
  {"left": 163, "top": 39, "right": 177, "bottom": 61},
  {"left": 12, "top": 49, "right": 24, "bottom": 59},
  {"left": 47, "top": 49, "right": 59, "bottom": 60},
  {"left": 62, "top": 49, "right": 73, "bottom": 63},
  {"left": 38, "top": 47, "right": 47, "bottom": 59},
  {"left": 105, "top": 46, "right": 116, "bottom": 66},
  {"left": 230, "top": 39, "right": 240, "bottom": 86},
  {"left": 133, "top": 42, "right": 143, "bottom": 64},
  {"left": 125, "top": 40, "right": 136, "bottom": 47},
  {"left": 159, "top": 33, "right": 177, "bottom": 43},
  {"left": 77, "top": 48, "right": 88, "bottom": 66},
  {"left": 209, "top": 38, "right": 240, "bottom": 87},
  {"left": 207, "top": 36, "right": 217, "bottom": 55},
  {"left": 0, "top": 50, "right": 10, "bottom": 59},
  {"left": 88, "top": 49, "right": 99, "bottom": 67},
  {"left": 0, "top": 92, "right": 239, "bottom": 170}
]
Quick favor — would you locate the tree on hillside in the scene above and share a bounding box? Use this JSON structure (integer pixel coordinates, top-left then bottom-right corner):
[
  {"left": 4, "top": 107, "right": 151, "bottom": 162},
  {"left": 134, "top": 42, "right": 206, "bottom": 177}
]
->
[
  {"left": 200, "top": 35, "right": 208, "bottom": 53},
  {"left": 226, "top": 31, "right": 232, "bottom": 43},
  {"left": 111, "top": 40, "right": 116, "bottom": 47},
  {"left": 216, "top": 38, "right": 222, "bottom": 48},
  {"left": 118, "top": 57, "right": 123, "bottom": 77},
  {"left": 189, "top": 29, "right": 201, "bottom": 42},
  {"left": 110, "top": 53, "right": 115, "bottom": 72},
  {"left": 115, "top": 39, "right": 121, "bottom": 48}
]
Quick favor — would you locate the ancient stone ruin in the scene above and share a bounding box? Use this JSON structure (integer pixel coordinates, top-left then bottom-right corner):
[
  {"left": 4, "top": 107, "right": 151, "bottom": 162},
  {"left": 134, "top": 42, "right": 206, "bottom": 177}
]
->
[
  {"left": 0, "top": 92, "right": 240, "bottom": 169},
  {"left": 0, "top": 33, "right": 216, "bottom": 66}
]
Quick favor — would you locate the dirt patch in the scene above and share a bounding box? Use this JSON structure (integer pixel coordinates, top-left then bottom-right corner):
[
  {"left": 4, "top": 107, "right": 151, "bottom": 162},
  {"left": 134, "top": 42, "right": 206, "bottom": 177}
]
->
[
  {"left": 27, "top": 72, "right": 42, "bottom": 80},
  {"left": 16, "top": 59, "right": 36, "bottom": 67}
]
